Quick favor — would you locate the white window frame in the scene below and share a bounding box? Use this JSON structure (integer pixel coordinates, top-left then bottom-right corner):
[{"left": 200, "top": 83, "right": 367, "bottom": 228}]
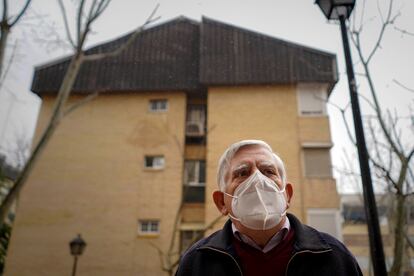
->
[
  {"left": 138, "top": 220, "right": 160, "bottom": 235},
  {"left": 184, "top": 160, "right": 206, "bottom": 186},
  {"left": 144, "top": 155, "right": 165, "bottom": 169},
  {"left": 297, "top": 83, "right": 328, "bottom": 116},
  {"left": 149, "top": 99, "right": 168, "bottom": 112},
  {"left": 307, "top": 208, "right": 342, "bottom": 241}
]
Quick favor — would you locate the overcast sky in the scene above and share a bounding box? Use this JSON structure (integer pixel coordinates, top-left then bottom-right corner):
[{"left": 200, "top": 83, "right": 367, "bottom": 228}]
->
[{"left": 0, "top": 0, "right": 413, "bottom": 193}]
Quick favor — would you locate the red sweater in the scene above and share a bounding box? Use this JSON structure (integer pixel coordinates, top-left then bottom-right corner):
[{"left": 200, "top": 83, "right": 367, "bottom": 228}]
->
[{"left": 233, "top": 229, "right": 295, "bottom": 276}]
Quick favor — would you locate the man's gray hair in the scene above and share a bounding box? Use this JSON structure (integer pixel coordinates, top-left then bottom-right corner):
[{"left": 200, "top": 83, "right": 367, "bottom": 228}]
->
[{"left": 217, "top": 139, "right": 287, "bottom": 192}]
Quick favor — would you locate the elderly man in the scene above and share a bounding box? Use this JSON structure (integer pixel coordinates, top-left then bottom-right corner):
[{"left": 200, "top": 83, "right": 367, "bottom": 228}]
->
[{"left": 176, "top": 140, "right": 362, "bottom": 276}]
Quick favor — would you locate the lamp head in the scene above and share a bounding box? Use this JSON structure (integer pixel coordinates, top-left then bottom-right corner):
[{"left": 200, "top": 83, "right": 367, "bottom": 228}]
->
[
  {"left": 315, "top": 0, "right": 355, "bottom": 20},
  {"left": 69, "top": 234, "right": 87, "bottom": 256}
]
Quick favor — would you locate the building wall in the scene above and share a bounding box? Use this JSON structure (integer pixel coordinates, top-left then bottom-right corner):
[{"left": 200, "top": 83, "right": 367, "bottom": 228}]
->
[
  {"left": 205, "top": 85, "right": 339, "bottom": 230},
  {"left": 5, "top": 92, "right": 186, "bottom": 276},
  {"left": 5, "top": 84, "right": 340, "bottom": 275},
  {"left": 341, "top": 195, "right": 414, "bottom": 274}
]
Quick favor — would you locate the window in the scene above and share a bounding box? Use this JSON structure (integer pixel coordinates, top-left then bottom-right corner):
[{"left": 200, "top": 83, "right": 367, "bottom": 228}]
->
[
  {"left": 145, "top": 156, "right": 165, "bottom": 169},
  {"left": 149, "top": 99, "right": 168, "bottom": 112},
  {"left": 303, "top": 147, "right": 332, "bottom": 177},
  {"left": 138, "top": 220, "right": 159, "bottom": 234},
  {"left": 186, "top": 105, "right": 206, "bottom": 139},
  {"left": 343, "top": 205, "right": 366, "bottom": 224},
  {"left": 184, "top": 160, "right": 206, "bottom": 186},
  {"left": 183, "top": 160, "right": 206, "bottom": 203},
  {"left": 297, "top": 84, "right": 327, "bottom": 116},
  {"left": 343, "top": 205, "right": 388, "bottom": 225},
  {"left": 180, "top": 230, "right": 203, "bottom": 254}
]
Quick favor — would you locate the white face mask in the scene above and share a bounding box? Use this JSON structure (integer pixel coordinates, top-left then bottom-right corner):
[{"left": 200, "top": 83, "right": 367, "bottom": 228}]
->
[{"left": 224, "top": 170, "right": 287, "bottom": 230}]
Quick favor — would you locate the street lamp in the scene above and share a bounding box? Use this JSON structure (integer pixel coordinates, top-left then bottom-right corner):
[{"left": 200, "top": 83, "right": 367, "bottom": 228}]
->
[
  {"left": 315, "top": 1, "right": 387, "bottom": 275},
  {"left": 69, "top": 234, "right": 87, "bottom": 276}
]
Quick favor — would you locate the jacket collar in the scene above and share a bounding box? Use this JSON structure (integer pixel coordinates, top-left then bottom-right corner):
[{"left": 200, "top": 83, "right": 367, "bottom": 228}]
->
[
  {"left": 200, "top": 219, "right": 235, "bottom": 251},
  {"left": 200, "top": 213, "right": 332, "bottom": 253}
]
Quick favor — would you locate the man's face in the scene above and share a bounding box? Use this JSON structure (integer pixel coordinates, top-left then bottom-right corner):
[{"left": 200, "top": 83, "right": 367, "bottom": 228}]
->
[{"left": 221, "top": 144, "right": 292, "bottom": 231}]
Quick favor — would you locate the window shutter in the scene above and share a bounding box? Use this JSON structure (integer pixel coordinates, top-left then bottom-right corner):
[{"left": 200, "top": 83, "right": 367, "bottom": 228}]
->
[{"left": 304, "top": 148, "right": 332, "bottom": 177}]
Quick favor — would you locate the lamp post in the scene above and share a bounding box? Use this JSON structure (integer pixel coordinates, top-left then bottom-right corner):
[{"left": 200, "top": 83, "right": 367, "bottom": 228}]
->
[
  {"left": 69, "top": 234, "right": 87, "bottom": 276},
  {"left": 315, "top": 1, "right": 387, "bottom": 275}
]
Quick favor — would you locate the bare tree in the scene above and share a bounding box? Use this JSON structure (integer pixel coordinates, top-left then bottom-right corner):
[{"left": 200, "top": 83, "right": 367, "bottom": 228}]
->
[
  {"left": 0, "top": 0, "right": 160, "bottom": 225},
  {"left": 332, "top": 0, "right": 414, "bottom": 274},
  {"left": 0, "top": 0, "right": 31, "bottom": 81},
  {"left": 148, "top": 123, "right": 223, "bottom": 276},
  {"left": 152, "top": 215, "right": 223, "bottom": 276}
]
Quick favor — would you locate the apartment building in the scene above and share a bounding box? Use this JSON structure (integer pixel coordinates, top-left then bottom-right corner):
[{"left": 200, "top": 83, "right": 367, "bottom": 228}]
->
[
  {"left": 5, "top": 17, "right": 340, "bottom": 275},
  {"left": 341, "top": 194, "right": 414, "bottom": 275}
]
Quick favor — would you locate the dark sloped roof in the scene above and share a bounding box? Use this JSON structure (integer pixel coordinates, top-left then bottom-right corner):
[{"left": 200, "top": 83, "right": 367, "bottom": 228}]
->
[
  {"left": 32, "top": 18, "right": 201, "bottom": 94},
  {"left": 32, "top": 17, "right": 337, "bottom": 95},
  {"left": 200, "top": 17, "right": 337, "bottom": 86}
]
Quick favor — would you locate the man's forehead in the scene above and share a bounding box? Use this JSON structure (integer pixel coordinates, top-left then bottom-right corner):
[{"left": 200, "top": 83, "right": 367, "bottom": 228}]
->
[
  {"left": 230, "top": 149, "right": 277, "bottom": 171},
  {"left": 231, "top": 145, "right": 273, "bottom": 160},
  {"left": 231, "top": 159, "right": 276, "bottom": 169}
]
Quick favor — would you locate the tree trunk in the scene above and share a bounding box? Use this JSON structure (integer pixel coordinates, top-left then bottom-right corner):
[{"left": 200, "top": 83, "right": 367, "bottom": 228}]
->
[
  {"left": 389, "top": 194, "right": 406, "bottom": 276},
  {"left": 0, "top": 53, "right": 84, "bottom": 224},
  {"left": 0, "top": 23, "right": 10, "bottom": 79}
]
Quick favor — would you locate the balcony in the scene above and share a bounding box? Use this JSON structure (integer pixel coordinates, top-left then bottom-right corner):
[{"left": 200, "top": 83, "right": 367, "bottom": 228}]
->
[
  {"left": 186, "top": 104, "right": 206, "bottom": 144},
  {"left": 182, "top": 160, "right": 206, "bottom": 203},
  {"left": 183, "top": 185, "right": 205, "bottom": 203}
]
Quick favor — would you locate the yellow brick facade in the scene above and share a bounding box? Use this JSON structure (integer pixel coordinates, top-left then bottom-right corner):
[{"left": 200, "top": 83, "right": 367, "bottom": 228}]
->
[
  {"left": 5, "top": 84, "right": 339, "bottom": 275},
  {"left": 205, "top": 85, "right": 339, "bottom": 229},
  {"left": 5, "top": 92, "right": 186, "bottom": 275}
]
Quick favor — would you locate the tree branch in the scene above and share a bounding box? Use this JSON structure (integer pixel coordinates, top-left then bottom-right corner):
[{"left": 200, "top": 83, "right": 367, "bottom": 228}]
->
[
  {"left": 349, "top": 2, "right": 407, "bottom": 159},
  {"left": 63, "top": 92, "right": 99, "bottom": 117},
  {"left": 0, "top": 40, "right": 17, "bottom": 89},
  {"left": 407, "top": 148, "right": 414, "bottom": 162},
  {"left": 328, "top": 100, "right": 357, "bottom": 146},
  {"left": 406, "top": 232, "right": 414, "bottom": 251},
  {"left": 2, "top": 0, "right": 7, "bottom": 23},
  {"left": 394, "top": 25, "right": 414, "bottom": 37},
  {"left": 76, "top": 0, "right": 87, "bottom": 46},
  {"left": 9, "top": 0, "right": 32, "bottom": 27},
  {"left": 148, "top": 241, "right": 168, "bottom": 272},
  {"left": 393, "top": 79, "right": 414, "bottom": 93},
  {"left": 169, "top": 215, "right": 224, "bottom": 270},
  {"left": 84, "top": 3, "right": 160, "bottom": 62},
  {"left": 387, "top": 109, "right": 403, "bottom": 153},
  {"left": 89, "top": 0, "right": 110, "bottom": 23},
  {"left": 367, "top": 0, "right": 398, "bottom": 64},
  {"left": 57, "top": 0, "right": 76, "bottom": 48}
]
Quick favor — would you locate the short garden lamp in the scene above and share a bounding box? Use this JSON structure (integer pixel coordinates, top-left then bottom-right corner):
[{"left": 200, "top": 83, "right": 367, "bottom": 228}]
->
[
  {"left": 315, "top": 1, "right": 387, "bottom": 275},
  {"left": 69, "top": 234, "right": 87, "bottom": 276}
]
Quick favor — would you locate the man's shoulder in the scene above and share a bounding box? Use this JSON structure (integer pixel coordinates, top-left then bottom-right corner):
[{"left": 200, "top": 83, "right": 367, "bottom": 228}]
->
[
  {"left": 288, "top": 215, "right": 362, "bottom": 275},
  {"left": 180, "top": 228, "right": 224, "bottom": 260},
  {"left": 316, "top": 229, "right": 352, "bottom": 254},
  {"left": 176, "top": 228, "right": 228, "bottom": 276},
  {"left": 288, "top": 213, "right": 357, "bottom": 259}
]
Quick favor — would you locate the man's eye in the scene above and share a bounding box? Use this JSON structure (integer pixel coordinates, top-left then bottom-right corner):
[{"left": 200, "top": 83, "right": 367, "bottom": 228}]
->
[{"left": 236, "top": 170, "right": 248, "bottom": 178}]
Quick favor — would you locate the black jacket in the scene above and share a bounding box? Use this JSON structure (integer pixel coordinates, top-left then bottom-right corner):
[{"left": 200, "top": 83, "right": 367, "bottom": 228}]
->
[{"left": 176, "top": 214, "right": 362, "bottom": 276}]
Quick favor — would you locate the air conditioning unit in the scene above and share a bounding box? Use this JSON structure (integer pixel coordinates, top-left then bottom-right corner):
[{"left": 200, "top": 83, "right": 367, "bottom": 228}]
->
[{"left": 186, "top": 121, "right": 205, "bottom": 137}]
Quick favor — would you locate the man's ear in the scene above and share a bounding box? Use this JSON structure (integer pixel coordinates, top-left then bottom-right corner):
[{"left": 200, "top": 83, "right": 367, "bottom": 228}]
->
[
  {"left": 285, "top": 183, "right": 293, "bottom": 207},
  {"left": 213, "top": 190, "right": 228, "bottom": 215}
]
